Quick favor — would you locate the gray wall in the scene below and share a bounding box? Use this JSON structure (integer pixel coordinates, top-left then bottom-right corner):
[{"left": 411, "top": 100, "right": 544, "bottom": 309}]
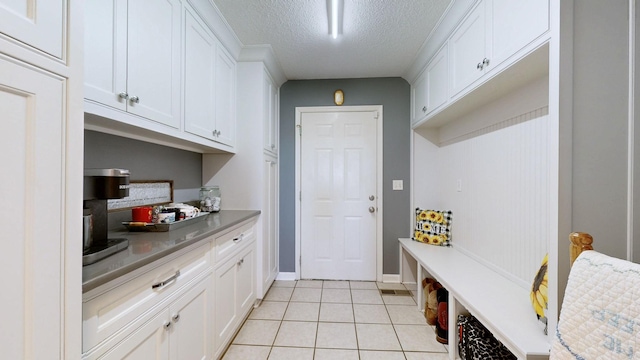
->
[
  {"left": 84, "top": 130, "right": 202, "bottom": 200},
  {"left": 279, "top": 78, "right": 411, "bottom": 274},
  {"left": 572, "top": 1, "right": 629, "bottom": 260}
]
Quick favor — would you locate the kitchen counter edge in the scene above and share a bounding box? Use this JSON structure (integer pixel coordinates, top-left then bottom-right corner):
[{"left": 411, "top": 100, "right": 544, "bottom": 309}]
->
[{"left": 82, "top": 210, "right": 260, "bottom": 293}]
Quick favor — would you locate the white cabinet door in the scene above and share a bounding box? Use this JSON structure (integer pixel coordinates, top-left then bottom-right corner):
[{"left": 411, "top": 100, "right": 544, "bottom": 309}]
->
[
  {"left": 214, "top": 255, "right": 238, "bottom": 350},
  {"left": 449, "top": 1, "right": 486, "bottom": 96},
  {"left": 99, "top": 310, "right": 170, "bottom": 360},
  {"left": 214, "top": 44, "right": 236, "bottom": 146},
  {"left": 127, "top": 0, "right": 182, "bottom": 129},
  {"left": 489, "top": 0, "right": 549, "bottom": 68},
  {"left": 411, "top": 70, "right": 428, "bottom": 124},
  {"left": 426, "top": 44, "right": 448, "bottom": 114},
  {"left": 0, "top": 0, "right": 65, "bottom": 58},
  {"left": 183, "top": 6, "right": 216, "bottom": 140},
  {"left": 236, "top": 242, "right": 256, "bottom": 315},
  {"left": 262, "top": 158, "right": 278, "bottom": 294},
  {"left": 85, "top": 0, "right": 182, "bottom": 129},
  {"left": 1, "top": 56, "right": 66, "bottom": 360},
  {"left": 84, "top": 0, "right": 128, "bottom": 111},
  {"left": 263, "top": 72, "right": 278, "bottom": 153},
  {"left": 270, "top": 85, "right": 279, "bottom": 153},
  {"left": 169, "top": 275, "right": 212, "bottom": 360}
]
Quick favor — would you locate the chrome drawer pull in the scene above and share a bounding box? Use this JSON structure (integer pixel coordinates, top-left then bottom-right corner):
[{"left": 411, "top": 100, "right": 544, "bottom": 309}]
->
[{"left": 152, "top": 270, "right": 181, "bottom": 289}]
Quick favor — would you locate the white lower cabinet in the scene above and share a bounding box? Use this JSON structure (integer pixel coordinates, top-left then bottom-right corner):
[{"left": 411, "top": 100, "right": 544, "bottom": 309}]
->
[
  {"left": 213, "top": 239, "right": 256, "bottom": 358},
  {"left": 83, "top": 218, "right": 258, "bottom": 360},
  {"left": 83, "top": 244, "right": 211, "bottom": 352},
  {"left": 89, "top": 273, "right": 212, "bottom": 360},
  {"left": 169, "top": 275, "right": 213, "bottom": 360},
  {"left": 82, "top": 243, "right": 213, "bottom": 360},
  {"left": 99, "top": 309, "right": 170, "bottom": 360}
]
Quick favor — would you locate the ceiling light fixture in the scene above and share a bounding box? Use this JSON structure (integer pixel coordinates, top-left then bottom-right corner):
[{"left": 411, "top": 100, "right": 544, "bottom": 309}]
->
[{"left": 327, "top": 0, "right": 344, "bottom": 39}]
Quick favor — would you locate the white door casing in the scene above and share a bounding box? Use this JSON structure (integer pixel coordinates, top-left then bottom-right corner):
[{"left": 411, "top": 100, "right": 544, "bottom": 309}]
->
[{"left": 296, "top": 106, "right": 383, "bottom": 281}]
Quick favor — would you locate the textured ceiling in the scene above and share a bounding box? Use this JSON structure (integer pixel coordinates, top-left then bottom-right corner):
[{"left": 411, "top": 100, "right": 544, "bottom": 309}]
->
[{"left": 211, "top": 0, "right": 452, "bottom": 80}]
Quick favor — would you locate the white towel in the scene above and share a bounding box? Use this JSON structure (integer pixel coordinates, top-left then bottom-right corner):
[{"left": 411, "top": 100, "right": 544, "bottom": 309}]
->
[{"left": 551, "top": 251, "right": 640, "bottom": 359}]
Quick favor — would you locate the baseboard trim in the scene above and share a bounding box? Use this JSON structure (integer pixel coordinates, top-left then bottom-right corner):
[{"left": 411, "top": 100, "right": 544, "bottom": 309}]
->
[
  {"left": 382, "top": 274, "right": 401, "bottom": 283},
  {"left": 277, "top": 272, "right": 404, "bottom": 283},
  {"left": 276, "top": 272, "right": 296, "bottom": 281}
]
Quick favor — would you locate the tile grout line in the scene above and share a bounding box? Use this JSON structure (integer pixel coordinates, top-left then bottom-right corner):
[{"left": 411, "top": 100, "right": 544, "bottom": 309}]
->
[{"left": 349, "top": 284, "right": 361, "bottom": 356}]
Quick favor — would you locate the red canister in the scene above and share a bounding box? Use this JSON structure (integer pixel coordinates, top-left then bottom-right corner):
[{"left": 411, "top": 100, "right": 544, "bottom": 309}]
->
[{"left": 132, "top": 206, "right": 153, "bottom": 223}]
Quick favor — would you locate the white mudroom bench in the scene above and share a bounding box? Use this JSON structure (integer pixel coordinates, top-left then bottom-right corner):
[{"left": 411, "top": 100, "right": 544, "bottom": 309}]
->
[{"left": 399, "top": 238, "right": 549, "bottom": 360}]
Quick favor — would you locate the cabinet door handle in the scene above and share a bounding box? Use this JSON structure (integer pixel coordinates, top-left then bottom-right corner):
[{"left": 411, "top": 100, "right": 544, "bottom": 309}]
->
[
  {"left": 483, "top": 58, "right": 490, "bottom": 67},
  {"left": 163, "top": 321, "right": 172, "bottom": 330},
  {"left": 237, "top": 258, "right": 245, "bottom": 266},
  {"left": 232, "top": 235, "right": 242, "bottom": 243},
  {"left": 118, "top": 92, "right": 129, "bottom": 100},
  {"left": 130, "top": 96, "right": 140, "bottom": 104},
  {"left": 271, "top": 144, "right": 275, "bottom": 149},
  {"left": 172, "top": 313, "right": 180, "bottom": 323},
  {"left": 477, "top": 62, "right": 484, "bottom": 70},
  {"left": 422, "top": 106, "right": 427, "bottom": 113},
  {"left": 152, "top": 270, "right": 181, "bottom": 289}
]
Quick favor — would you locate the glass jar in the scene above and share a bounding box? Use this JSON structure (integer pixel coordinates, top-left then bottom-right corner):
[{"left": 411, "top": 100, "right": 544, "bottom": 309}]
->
[{"left": 199, "top": 186, "right": 221, "bottom": 212}]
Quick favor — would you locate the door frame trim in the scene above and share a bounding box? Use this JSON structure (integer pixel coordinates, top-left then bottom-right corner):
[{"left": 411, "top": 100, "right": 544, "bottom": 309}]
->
[{"left": 294, "top": 105, "right": 383, "bottom": 282}]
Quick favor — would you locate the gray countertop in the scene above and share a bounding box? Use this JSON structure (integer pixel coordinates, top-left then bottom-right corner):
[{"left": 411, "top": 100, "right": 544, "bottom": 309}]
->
[{"left": 82, "top": 210, "right": 260, "bottom": 293}]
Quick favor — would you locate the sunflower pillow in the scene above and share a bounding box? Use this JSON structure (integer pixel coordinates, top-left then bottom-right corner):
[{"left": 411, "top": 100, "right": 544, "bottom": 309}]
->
[
  {"left": 412, "top": 208, "right": 453, "bottom": 246},
  {"left": 530, "top": 253, "right": 549, "bottom": 334}
]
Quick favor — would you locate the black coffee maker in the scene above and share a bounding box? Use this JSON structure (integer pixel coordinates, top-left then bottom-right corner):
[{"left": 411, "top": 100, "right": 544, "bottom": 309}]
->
[{"left": 83, "top": 168, "right": 130, "bottom": 265}]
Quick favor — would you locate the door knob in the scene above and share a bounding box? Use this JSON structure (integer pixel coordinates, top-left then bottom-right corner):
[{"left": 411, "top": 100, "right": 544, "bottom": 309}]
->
[
  {"left": 369, "top": 206, "right": 375, "bottom": 213},
  {"left": 369, "top": 195, "right": 375, "bottom": 201}
]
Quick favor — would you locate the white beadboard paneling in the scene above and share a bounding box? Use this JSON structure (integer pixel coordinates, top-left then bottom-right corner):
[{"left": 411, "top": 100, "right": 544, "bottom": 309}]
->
[{"left": 414, "top": 114, "right": 550, "bottom": 288}]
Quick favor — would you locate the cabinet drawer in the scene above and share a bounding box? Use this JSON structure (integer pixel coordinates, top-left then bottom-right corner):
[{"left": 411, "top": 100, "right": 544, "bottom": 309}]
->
[
  {"left": 82, "top": 243, "right": 211, "bottom": 352},
  {"left": 214, "top": 219, "right": 256, "bottom": 263}
]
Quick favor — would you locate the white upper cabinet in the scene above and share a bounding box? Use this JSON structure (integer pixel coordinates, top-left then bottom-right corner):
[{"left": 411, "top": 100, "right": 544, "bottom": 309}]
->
[
  {"left": 263, "top": 71, "right": 278, "bottom": 154},
  {"left": 426, "top": 45, "right": 449, "bottom": 115},
  {"left": 449, "top": 0, "right": 549, "bottom": 97},
  {"left": 412, "top": 70, "right": 428, "bottom": 124},
  {"left": 84, "top": 0, "right": 127, "bottom": 111},
  {"left": 0, "top": 0, "right": 65, "bottom": 58},
  {"left": 412, "top": 43, "right": 448, "bottom": 124},
  {"left": 183, "top": 5, "right": 236, "bottom": 148},
  {"left": 413, "top": 0, "right": 549, "bottom": 130},
  {"left": 85, "top": 0, "right": 239, "bottom": 152},
  {"left": 85, "top": 0, "right": 182, "bottom": 129},
  {"left": 449, "top": 1, "right": 487, "bottom": 97},
  {"left": 184, "top": 6, "right": 217, "bottom": 140},
  {"left": 127, "top": 0, "right": 182, "bottom": 128},
  {"left": 214, "top": 44, "right": 237, "bottom": 147},
  {"left": 489, "top": 0, "right": 549, "bottom": 69}
]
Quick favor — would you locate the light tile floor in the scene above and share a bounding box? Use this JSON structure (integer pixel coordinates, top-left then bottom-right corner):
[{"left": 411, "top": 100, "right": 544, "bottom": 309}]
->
[{"left": 222, "top": 280, "right": 449, "bottom": 360}]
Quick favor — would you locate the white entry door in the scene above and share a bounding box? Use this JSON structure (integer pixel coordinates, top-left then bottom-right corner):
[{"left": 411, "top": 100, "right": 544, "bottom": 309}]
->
[{"left": 299, "top": 108, "right": 380, "bottom": 281}]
